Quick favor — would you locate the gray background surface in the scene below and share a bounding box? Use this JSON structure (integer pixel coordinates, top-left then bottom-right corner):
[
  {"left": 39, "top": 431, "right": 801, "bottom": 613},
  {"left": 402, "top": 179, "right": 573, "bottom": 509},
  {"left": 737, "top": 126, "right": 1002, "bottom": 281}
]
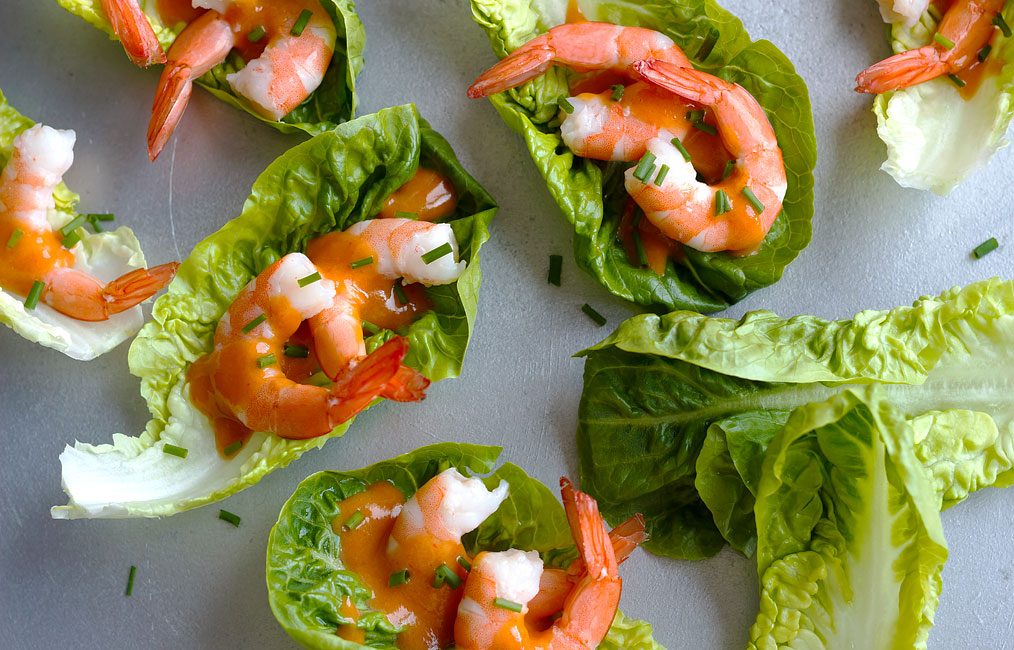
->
[{"left": 0, "top": 0, "right": 1011, "bottom": 647}]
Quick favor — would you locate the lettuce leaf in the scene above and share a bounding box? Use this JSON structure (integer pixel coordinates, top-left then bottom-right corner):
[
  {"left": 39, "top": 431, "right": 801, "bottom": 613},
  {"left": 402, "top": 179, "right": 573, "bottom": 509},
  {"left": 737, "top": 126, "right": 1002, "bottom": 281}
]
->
[
  {"left": 0, "top": 88, "right": 150, "bottom": 360},
  {"left": 51, "top": 105, "right": 497, "bottom": 519},
  {"left": 265, "top": 442, "right": 662, "bottom": 649},
  {"left": 57, "top": 0, "right": 364, "bottom": 134},
  {"left": 577, "top": 278, "right": 1014, "bottom": 559},
  {"left": 470, "top": 0, "right": 816, "bottom": 312},
  {"left": 872, "top": 3, "right": 1014, "bottom": 194}
]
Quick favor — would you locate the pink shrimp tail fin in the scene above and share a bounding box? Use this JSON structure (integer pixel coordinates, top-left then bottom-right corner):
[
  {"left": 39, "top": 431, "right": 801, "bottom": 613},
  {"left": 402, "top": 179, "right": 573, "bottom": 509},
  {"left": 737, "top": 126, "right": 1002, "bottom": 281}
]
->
[
  {"left": 633, "top": 58, "right": 719, "bottom": 104},
  {"left": 101, "top": 0, "right": 167, "bottom": 67},
  {"left": 467, "top": 40, "right": 554, "bottom": 98},
  {"left": 379, "top": 364, "right": 431, "bottom": 402},
  {"left": 148, "top": 63, "right": 194, "bottom": 161},
  {"left": 855, "top": 47, "right": 948, "bottom": 94},
  {"left": 560, "top": 477, "right": 617, "bottom": 577},
  {"left": 103, "top": 262, "right": 179, "bottom": 315},
  {"left": 327, "top": 337, "right": 428, "bottom": 425}
]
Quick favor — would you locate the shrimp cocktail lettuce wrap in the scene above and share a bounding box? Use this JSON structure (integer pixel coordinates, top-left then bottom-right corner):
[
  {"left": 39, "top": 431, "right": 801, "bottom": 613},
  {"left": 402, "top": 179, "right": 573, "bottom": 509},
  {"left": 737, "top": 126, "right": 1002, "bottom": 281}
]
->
[
  {"left": 0, "top": 89, "right": 177, "bottom": 360},
  {"left": 59, "top": 0, "right": 364, "bottom": 159},
  {"left": 51, "top": 105, "right": 496, "bottom": 519},
  {"left": 857, "top": 1, "right": 1014, "bottom": 193},
  {"left": 266, "top": 443, "right": 662, "bottom": 650},
  {"left": 467, "top": 0, "right": 816, "bottom": 313}
]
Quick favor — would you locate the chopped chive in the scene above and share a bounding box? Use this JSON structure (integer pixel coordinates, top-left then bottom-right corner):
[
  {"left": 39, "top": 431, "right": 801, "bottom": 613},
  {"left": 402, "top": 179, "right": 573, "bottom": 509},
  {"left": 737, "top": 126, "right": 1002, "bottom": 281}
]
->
[
  {"left": 947, "top": 73, "right": 967, "bottom": 88},
  {"left": 994, "top": 13, "right": 1012, "bottom": 39},
  {"left": 61, "top": 230, "right": 81, "bottom": 249},
  {"left": 696, "top": 27, "right": 720, "bottom": 61},
  {"left": 610, "top": 84, "right": 625, "bottom": 101},
  {"left": 257, "top": 353, "right": 277, "bottom": 369},
  {"left": 979, "top": 44, "right": 993, "bottom": 62},
  {"left": 298, "top": 272, "right": 322, "bottom": 287},
  {"left": 59, "top": 214, "right": 87, "bottom": 237},
  {"left": 343, "top": 510, "right": 365, "bottom": 530},
  {"left": 432, "top": 563, "right": 462, "bottom": 589},
  {"left": 307, "top": 371, "right": 332, "bottom": 387},
  {"left": 493, "top": 597, "right": 524, "bottom": 613},
  {"left": 350, "top": 256, "right": 374, "bottom": 269},
  {"left": 714, "top": 190, "right": 732, "bottom": 216},
  {"left": 395, "top": 211, "right": 418, "bottom": 220},
  {"left": 742, "top": 187, "right": 765, "bottom": 213},
  {"left": 685, "top": 109, "right": 705, "bottom": 123},
  {"left": 223, "top": 441, "right": 243, "bottom": 457},
  {"left": 361, "top": 320, "right": 380, "bottom": 335},
  {"left": 558, "top": 98, "right": 575, "bottom": 114},
  {"left": 972, "top": 237, "right": 999, "bottom": 258},
  {"left": 633, "top": 152, "right": 657, "bottom": 183},
  {"left": 290, "top": 9, "right": 312, "bottom": 36},
  {"left": 421, "top": 242, "right": 453, "bottom": 264},
  {"left": 693, "top": 121, "right": 717, "bottom": 136},
  {"left": 218, "top": 509, "right": 241, "bottom": 527},
  {"left": 548, "top": 254, "right": 563, "bottom": 287},
  {"left": 162, "top": 443, "right": 188, "bottom": 459},
  {"left": 654, "top": 164, "right": 671, "bottom": 186},
  {"left": 393, "top": 280, "right": 408, "bottom": 306},
  {"left": 457, "top": 555, "right": 472, "bottom": 571},
  {"left": 721, "top": 160, "right": 736, "bottom": 181},
  {"left": 24, "top": 280, "right": 44, "bottom": 310},
  {"left": 125, "top": 565, "right": 137, "bottom": 597},
  {"left": 933, "top": 33, "right": 955, "bottom": 49},
  {"left": 670, "top": 137, "right": 691, "bottom": 162},
  {"left": 6, "top": 228, "right": 23, "bottom": 248},
  {"left": 581, "top": 303, "right": 607, "bottom": 327},
  {"left": 633, "top": 229, "right": 648, "bottom": 268},
  {"left": 89, "top": 213, "right": 115, "bottom": 222},
  {"left": 389, "top": 569, "right": 411, "bottom": 587},
  {"left": 248, "top": 25, "right": 267, "bottom": 42},
  {"left": 284, "top": 344, "right": 309, "bottom": 358},
  {"left": 242, "top": 313, "right": 266, "bottom": 333}
]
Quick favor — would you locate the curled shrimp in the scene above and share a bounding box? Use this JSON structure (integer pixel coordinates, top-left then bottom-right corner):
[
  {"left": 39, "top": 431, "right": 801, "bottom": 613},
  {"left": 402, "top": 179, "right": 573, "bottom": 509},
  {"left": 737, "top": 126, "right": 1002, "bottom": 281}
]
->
[
  {"left": 100, "top": 0, "right": 167, "bottom": 67},
  {"left": 625, "top": 59, "right": 787, "bottom": 255},
  {"left": 0, "top": 124, "right": 177, "bottom": 321},
  {"left": 856, "top": 0, "right": 1006, "bottom": 93},
  {"left": 147, "top": 1, "right": 337, "bottom": 160}
]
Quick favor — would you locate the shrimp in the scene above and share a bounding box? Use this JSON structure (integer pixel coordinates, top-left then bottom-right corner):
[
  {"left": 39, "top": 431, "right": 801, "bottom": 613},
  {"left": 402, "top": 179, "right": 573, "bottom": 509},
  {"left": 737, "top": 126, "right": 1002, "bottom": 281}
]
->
[
  {"left": 626, "top": 59, "right": 787, "bottom": 255},
  {"left": 856, "top": 0, "right": 1006, "bottom": 94},
  {"left": 191, "top": 253, "right": 424, "bottom": 440},
  {"left": 466, "top": 22, "right": 690, "bottom": 99},
  {"left": 101, "top": 0, "right": 167, "bottom": 67},
  {"left": 453, "top": 478, "right": 627, "bottom": 649},
  {"left": 147, "top": 1, "right": 337, "bottom": 160},
  {"left": 0, "top": 124, "right": 177, "bottom": 321}
]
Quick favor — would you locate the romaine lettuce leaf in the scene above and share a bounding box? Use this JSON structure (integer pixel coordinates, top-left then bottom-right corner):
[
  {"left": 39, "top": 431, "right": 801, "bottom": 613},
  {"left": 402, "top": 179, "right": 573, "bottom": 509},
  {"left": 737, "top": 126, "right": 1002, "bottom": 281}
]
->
[
  {"left": 265, "top": 442, "right": 662, "bottom": 649},
  {"left": 0, "top": 88, "right": 150, "bottom": 360},
  {"left": 470, "top": 0, "right": 816, "bottom": 313},
  {"left": 51, "top": 105, "right": 497, "bottom": 519},
  {"left": 577, "top": 278, "right": 1014, "bottom": 559},
  {"left": 57, "top": 0, "right": 364, "bottom": 134},
  {"left": 872, "top": 3, "right": 1014, "bottom": 194}
]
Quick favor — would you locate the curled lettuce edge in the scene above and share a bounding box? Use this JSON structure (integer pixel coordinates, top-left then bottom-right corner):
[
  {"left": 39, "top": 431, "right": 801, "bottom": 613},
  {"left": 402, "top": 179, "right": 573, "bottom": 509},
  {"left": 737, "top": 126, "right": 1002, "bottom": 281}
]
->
[
  {"left": 469, "top": 0, "right": 817, "bottom": 313},
  {"left": 0, "top": 88, "right": 148, "bottom": 360},
  {"left": 265, "top": 442, "right": 663, "bottom": 650},
  {"left": 56, "top": 0, "right": 365, "bottom": 134},
  {"left": 50, "top": 104, "right": 497, "bottom": 520}
]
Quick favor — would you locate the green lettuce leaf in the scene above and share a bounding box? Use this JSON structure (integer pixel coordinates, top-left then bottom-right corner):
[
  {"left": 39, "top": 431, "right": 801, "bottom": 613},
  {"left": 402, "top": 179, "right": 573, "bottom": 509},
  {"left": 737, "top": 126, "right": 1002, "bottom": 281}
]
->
[
  {"left": 265, "top": 442, "right": 663, "bottom": 649},
  {"left": 50, "top": 105, "right": 497, "bottom": 519},
  {"left": 872, "top": 3, "right": 1014, "bottom": 194},
  {"left": 57, "top": 0, "right": 364, "bottom": 134},
  {"left": 577, "top": 278, "right": 1014, "bottom": 559},
  {"left": 470, "top": 0, "right": 816, "bottom": 312},
  {"left": 0, "top": 88, "right": 150, "bottom": 360}
]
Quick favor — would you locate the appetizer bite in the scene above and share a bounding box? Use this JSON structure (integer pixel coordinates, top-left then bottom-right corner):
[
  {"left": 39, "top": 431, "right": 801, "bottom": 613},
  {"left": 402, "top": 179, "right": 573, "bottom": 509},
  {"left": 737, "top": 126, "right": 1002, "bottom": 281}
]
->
[
  {"left": 59, "top": 0, "right": 365, "bottom": 159},
  {"left": 51, "top": 105, "right": 496, "bottom": 518},
  {"left": 266, "top": 443, "right": 659, "bottom": 649},
  {"left": 0, "top": 89, "right": 177, "bottom": 360},
  {"left": 857, "top": 1, "right": 1014, "bottom": 193},
  {"left": 468, "top": 0, "right": 815, "bottom": 313}
]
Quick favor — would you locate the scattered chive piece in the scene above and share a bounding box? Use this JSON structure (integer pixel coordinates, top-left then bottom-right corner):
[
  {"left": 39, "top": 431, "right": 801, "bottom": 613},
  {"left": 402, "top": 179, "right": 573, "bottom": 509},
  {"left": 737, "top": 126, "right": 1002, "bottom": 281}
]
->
[
  {"left": 693, "top": 121, "right": 718, "bottom": 136},
  {"left": 581, "top": 303, "right": 607, "bottom": 327},
  {"left": 223, "top": 441, "right": 243, "bottom": 457},
  {"left": 696, "top": 28, "right": 720, "bottom": 61},
  {"left": 558, "top": 98, "right": 575, "bottom": 114},
  {"left": 670, "top": 137, "right": 691, "bottom": 162},
  {"left": 307, "top": 371, "right": 331, "bottom": 387},
  {"left": 6, "top": 228, "right": 23, "bottom": 248},
  {"left": 456, "top": 555, "right": 472, "bottom": 571},
  {"left": 654, "top": 164, "right": 671, "bottom": 186},
  {"left": 24, "top": 280, "right": 44, "bottom": 310},
  {"left": 242, "top": 313, "right": 266, "bottom": 333},
  {"left": 995, "top": 13, "right": 1012, "bottom": 38},
  {"left": 548, "top": 254, "right": 563, "bottom": 286},
  {"left": 742, "top": 187, "right": 765, "bottom": 213},
  {"left": 343, "top": 511, "right": 365, "bottom": 530},
  {"left": 60, "top": 215, "right": 87, "bottom": 236},
  {"left": 389, "top": 569, "right": 411, "bottom": 587},
  {"left": 350, "top": 256, "right": 374, "bottom": 269},
  {"left": 933, "top": 33, "right": 955, "bottom": 49},
  {"left": 298, "top": 272, "right": 322, "bottom": 287},
  {"left": 162, "top": 443, "right": 188, "bottom": 459},
  {"left": 979, "top": 44, "right": 993, "bottom": 62},
  {"left": 61, "top": 230, "right": 81, "bottom": 249},
  {"left": 284, "top": 344, "right": 309, "bottom": 358},
  {"left": 290, "top": 9, "right": 312, "bottom": 36},
  {"left": 257, "top": 353, "right": 277, "bottom": 369},
  {"left": 633, "top": 152, "right": 657, "bottom": 183},
  {"left": 610, "top": 84, "right": 625, "bottom": 101},
  {"left": 395, "top": 211, "right": 418, "bottom": 220},
  {"left": 90, "top": 213, "right": 115, "bottom": 221},
  {"left": 721, "top": 160, "right": 735, "bottom": 181},
  {"left": 714, "top": 190, "right": 732, "bottom": 216},
  {"left": 248, "top": 25, "right": 267, "bottom": 42},
  {"left": 218, "top": 509, "right": 241, "bottom": 527},
  {"left": 432, "top": 564, "right": 462, "bottom": 589},
  {"left": 393, "top": 280, "right": 408, "bottom": 306},
  {"left": 972, "top": 237, "right": 999, "bottom": 258},
  {"left": 421, "top": 243, "right": 453, "bottom": 264},
  {"left": 686, "top": 109, "right": 705, "bottom": 123},
  {"left": 362, "top": 320, "right": 380, "bottom": 335},
  {"left": 948, "top": 73, "right": 967, "bottom": 88},
  {"left": 634, "top": 229, "right": 649, "bottom": 268},
  {"left": 125, "top": 565, "right": 137, "bottom": 597},
  {"left": 493, "top": 597, "right": 524, "bottom": 613}
]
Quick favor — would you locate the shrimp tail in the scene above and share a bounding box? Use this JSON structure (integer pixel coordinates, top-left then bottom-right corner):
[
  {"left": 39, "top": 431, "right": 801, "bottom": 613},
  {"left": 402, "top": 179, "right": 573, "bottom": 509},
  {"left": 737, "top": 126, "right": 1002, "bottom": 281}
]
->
[
  {"left": 467, "top": 39, "right": 554, "bottom": 98},
  {"left": 560, "top": 477, "right": 618, "bottom": 578},
  {"left": 855, "top": 46, "right": 948, "bottom": 94},
  {"left": 633, "top": 58, "right": 721, "bottom": 104},
  {"left": 378, "top": 364, "right": 431, "bottom": 402},
  {"left": 147, "top": 63, "right": 194, "bottom": 161},
  {"left": 327, "top": 336, "right": 427, "bottom": 425},
  {"left": 101, "top": 0, "right": 167, "bottom": 67},
  {"left": 103, "top": 262, "right": 180, "bottom": 315}
]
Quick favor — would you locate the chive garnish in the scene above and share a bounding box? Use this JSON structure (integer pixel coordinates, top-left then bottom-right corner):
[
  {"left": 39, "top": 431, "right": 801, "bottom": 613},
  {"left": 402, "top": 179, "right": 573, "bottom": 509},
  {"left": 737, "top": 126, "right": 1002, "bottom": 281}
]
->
[
  {"left": 432, "top": 563, "right": 462, "bottom": 589},
  {"left": 979, "top": 44, "right": 993, "bottom": 62},
  {"left": 633, "top": 152, "right": 657, "bottom": 183},
  {"left": 457, "top": 555, "right": 472, "bottom": 571},
  {"left": 60, "top": 214, "right": 87, "bottom": 237},
  {"left": 298, "top": 272, "right": 321, "bottom": 287},
  {"left": 257, "top": 353, "right": 277, "bottom": 369},
  {"left": 343, "top": 511, "right": 365, "bottom": 530},
  {"left": 162, "top": 443, "right": 188, "bottom": 459},
  {"left": 361, "top": 320, "right": 380, "bottom": 335},
  {"left": 389, "top": 569, "right": 411, "bottom": 587},
  {"left": 306, "top": 371, "right": 331, "bottom": 387},
  {"left": 242, "top": 313, "right": 266, "bottom": 333},
  {"left": 670, "top": 137, "right": 691, "bottom": 162},
  {"left": 693, "top": 121, "right": 718, "bottom": 136},
  {"left": 654, "top": 164, "right": 671, "bottom": 186},
  {"left": 610, "top": 84, "right": 625, "bottom": 102},
  {"left": 742, "top": 187, "right": 765, "bottom": 213},
  {"left": 393, "top": 279, "right": 408, "bottom": 306},
  {"left": 948, "top": 73, "right": 967, "bottom": 88},
  {"left": 223, "top": 441, "right": 243, "bottom": 457},
  {"left": 558, "top": 98, "right": 575, "bottom": 114},
  {"left": 421, "top": 243, "right": 453, "bottom": 264},
  {"left": 581, "top": 303, "right": 607, "bottom": 327},
  {"left": 634, "top": 229, "right": 648, "bottom": 268},
  {"left": 686, "top": 109, "right": 705, "bottom": 123},
  {"left": 218, "top": 509, "right": 241, "bottom": 527},
  {"left": 6, "top": 228, "right": 23, "bottom": 248},
  {"left": 248, "top": 25, "right": 267, "bottom": 42},
  {"left": 548, "top": 254, "right": 563, "bottom": 286},
  {"left": 972, "top": 237, "right": 999, "bottom": 258},
  {"left": 350, "top": 256, "right": 374, "bottom": 269},
  {"left": 493, "top": 597, "right": 524, "bottom": 613},
  {"left": 125, "top": 565, "right": 137, "bottom": 597},
  {"left": 61, "top": 231, "right": 81, "bottom": 249},
  {"left": 290, "top": 9, "right": 312, "bottom": 36},
  {"left": 24, "top": 280, "right": 44, "bottom": 310},
  {"left": 284, "top": 344, "right": 309, "bottom": 358},
  {"left": 714, "top": 190, "right": 732, "bottom": 216},
  {"left": 721, "top": 160, "right": 736, "bottom": 180},
  {"left": 995, "top": 13, "right": 1012, "bottom": 38},
  {"left": 85, "top": 213, "right": 115, "bottom": 233},
  {"left": 933, "top": 33, "right": 955, "bottom": 49},
  {"left": 696, "top": 27, "right": 720, "bottom": 61},
  {"left": 395, "top": 211, "right": 418, "bottom": 220}
]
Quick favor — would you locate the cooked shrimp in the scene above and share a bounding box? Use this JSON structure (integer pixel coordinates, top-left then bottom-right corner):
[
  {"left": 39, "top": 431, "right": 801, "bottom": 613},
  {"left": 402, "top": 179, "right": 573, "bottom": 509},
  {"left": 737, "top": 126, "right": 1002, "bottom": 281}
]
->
[
  {"left": 467, "top": 22, "right": 690, "bottom": 98},
  {"left": 626, "top": 59, "right": 787, "bottom": 255},
  {"left": 856, "top": 0, "right": 1005, "bottom": 93},
  {"left": 0, "top": 124, "right": 177, "bottom": 321},
  {"left": 101, "top": 0, "right": 166, "bottom": 67},
  {"left": 190, "top": 253, "right": 424, "bottom": 440},
  {"left": 147, "top": 0, "right": 337, "bottom": 160}
]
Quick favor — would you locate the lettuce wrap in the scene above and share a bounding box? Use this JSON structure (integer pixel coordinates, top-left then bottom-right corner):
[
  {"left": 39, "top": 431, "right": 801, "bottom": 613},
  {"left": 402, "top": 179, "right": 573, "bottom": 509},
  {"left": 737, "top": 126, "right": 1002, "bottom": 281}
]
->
[
  {"left": 51, "top": 105, "right": 497, "bottom": 519},
  {"left": 58, "top": 0, "right": 364, "bottom": 134},
  {"left": 266, "top": 442, "right": 662, "bottom": 649},
  {"left": 470, "top": 0, "right": 816, "bottom": 313},
  {"left": 0, "top": 89, "right": 152, "bottom": 360}
]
